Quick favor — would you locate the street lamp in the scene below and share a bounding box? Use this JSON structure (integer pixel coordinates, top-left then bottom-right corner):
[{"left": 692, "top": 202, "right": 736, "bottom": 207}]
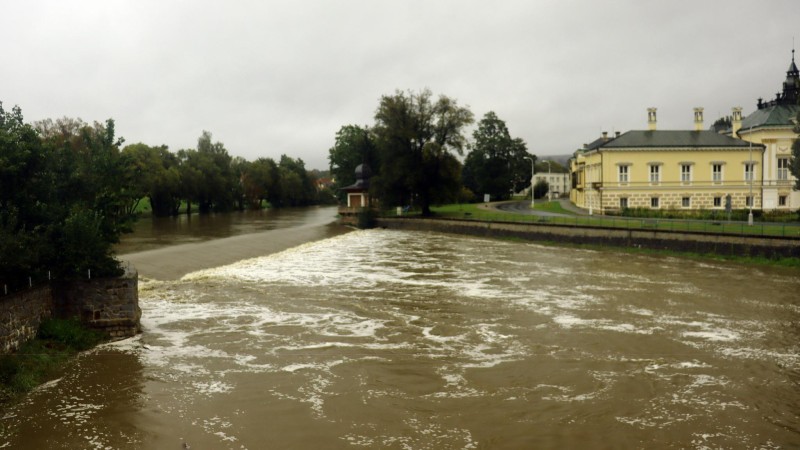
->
[
  {"left": 524, "top": 156, "right": 535, "bottom": 208},
  {"left": 747, "top": 126, "right": 753, "bottom": 226},
  {"left": 545, "top": 160, "right": 551, "bottom": 200}
]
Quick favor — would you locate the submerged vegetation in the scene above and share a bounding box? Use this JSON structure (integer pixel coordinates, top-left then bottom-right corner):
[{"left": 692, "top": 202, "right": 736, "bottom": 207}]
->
[{"left": 0, "top": 318, "right": 107, "bottom": 404}]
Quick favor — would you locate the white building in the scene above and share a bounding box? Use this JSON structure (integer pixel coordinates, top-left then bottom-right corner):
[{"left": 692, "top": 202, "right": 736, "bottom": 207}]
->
[{"left": 533, "top": 172, "right": 570, "bottom": 199}]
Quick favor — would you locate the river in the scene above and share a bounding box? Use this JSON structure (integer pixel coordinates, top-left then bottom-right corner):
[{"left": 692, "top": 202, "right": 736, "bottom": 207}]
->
[{"left": 1, "top": 208, "right": 799, "bottom": 449}]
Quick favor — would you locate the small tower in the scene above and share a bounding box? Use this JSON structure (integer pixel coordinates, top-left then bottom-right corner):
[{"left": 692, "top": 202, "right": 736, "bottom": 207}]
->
[
  {"left": 647, "top": 108, "right": 657, "bottom": 131},
  {"left": 731, "top": 106, "right": 743, "bottom": 136},
  {"left": 693, "top": 107, "right": 704, "bottom": 131}
]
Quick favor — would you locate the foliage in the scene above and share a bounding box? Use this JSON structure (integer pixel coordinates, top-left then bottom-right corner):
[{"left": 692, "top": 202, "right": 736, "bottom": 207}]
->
[
  {"left": 462, "top": 111, "right": 533, "bottom": 202},
  {"left": 277, "top": 155, "right": 317, "bottom": 207},
  {"left": 372, "top": 89, "right": 474, "bottom": 215},
  {"left": 533, "top": 179, "right": 549, "bottom": 199},
  {"left": 328, "top": 125, "right": 378, "bottom": 202},
  {"left": 1, "top": 104, "right": 132, "bottom": 286}
]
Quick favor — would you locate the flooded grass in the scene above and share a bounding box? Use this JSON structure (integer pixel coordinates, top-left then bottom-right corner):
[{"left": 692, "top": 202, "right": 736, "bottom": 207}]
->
[{"left": 0, "top": 318, "right": 108, "bottom": 404}]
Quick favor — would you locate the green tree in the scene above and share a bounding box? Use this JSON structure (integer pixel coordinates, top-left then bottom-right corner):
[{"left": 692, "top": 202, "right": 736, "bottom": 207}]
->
[
  {"left": 122, "top": 143, "right": 182, "bottom": 216},
  {"left": 328, "top": 125, "right": 378, "bottom": 202},
  {"left": 533, "top": 179, "right": 550, "bottom": 199},
  {"left": 241, "top": 157, "right": 279, "bottom": 209},
  {"left": 462, "top": 112, "right": 533, "bottom": 201},
  {"left": 372, "top": 89, "right": 473, "bottom": 215},
  {"left": 277, "top": 155, "right": 316, "bottom": 207},
  {"left": 179, "top": 131, "right": 236, "bottom": 213}
]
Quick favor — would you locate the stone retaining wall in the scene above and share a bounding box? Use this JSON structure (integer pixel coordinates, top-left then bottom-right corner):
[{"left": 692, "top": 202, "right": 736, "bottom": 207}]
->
[
  {"left": 0, "top": 265, "right": 140, "bottom": 352},
  {"left": 0, "top": 285, "right": 53, "bottom": 353},
  {"left": 377, "top": 217, "right": 800, "bottom": 259}
]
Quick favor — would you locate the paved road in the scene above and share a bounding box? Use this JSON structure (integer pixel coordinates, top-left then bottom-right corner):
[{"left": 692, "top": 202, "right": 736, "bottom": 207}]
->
[{"left": 494, "top": 199, "right": 585, "bottom": 217}]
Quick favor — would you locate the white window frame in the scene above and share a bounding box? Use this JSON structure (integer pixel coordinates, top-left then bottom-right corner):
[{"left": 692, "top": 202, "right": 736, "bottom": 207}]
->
[
  {"left": 745, "top": 196, "right": 753, "bottom": 207},
  {"left": 779, "top": 195, "right": 787, "bottom": 206},
  {"left": 681, "top": 196, "right": 691, "bottom": 208},
  {"left": 620, "top": 197, "right": 628, "bottom": 209},
  {"left": 650, "top": 197, "right": 660, "bottom": 208},
  {"left": 649, "top": 165, "right": 660, "bottom": 184},
  {"left": 744, "top": 163, "right": 755, "bottom": 182},
  {"left": 680, "top": 164, "right": 692, "bottom": 184},
  {"left": 712, "top": 164, "right": 723, "bottom": 183},
  {"left": 618, "top": 165, "right": 629, "bottom": 184},
  {"left": 778, "top": 158, "right": 789, "bottom": 181},
  {"left": 713, "top": 196, "right": 722, "bottom": 208}
]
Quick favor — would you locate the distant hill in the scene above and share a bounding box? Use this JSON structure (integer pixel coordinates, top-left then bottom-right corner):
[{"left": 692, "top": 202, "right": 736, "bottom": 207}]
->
[{"left": 539, "top": 154, "right": 573, "bottom": 166}]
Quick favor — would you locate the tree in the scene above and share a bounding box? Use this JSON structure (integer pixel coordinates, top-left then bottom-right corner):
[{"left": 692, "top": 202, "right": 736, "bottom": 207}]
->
[
  {"left": 533, "top": 179, "right": 550, "bottom": 199},
  {"left": 372, "top": 89, "right": 473, "bottom": 215},
  {"left": 122, "top": 143, "right": 182, "bottom": 216},
  {"left": 328, "top": 124, "right": 378, "bottom": 202},
  {"left": 277, "top": 155, "right": 316, "bottom": 207},
  {"left": 179, "top": 131, "right": 236, "bottom": 213},
  {"left": 241, "top": 157, "right": 277, "bottom": 209},
  {"left": 462, "top": 111, "right": 533, "bottom": 201}
]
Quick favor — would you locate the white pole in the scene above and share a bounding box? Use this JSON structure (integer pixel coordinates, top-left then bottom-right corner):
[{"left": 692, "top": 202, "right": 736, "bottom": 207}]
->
[
  {"left": 525, "top": 156, "right": 535, "bottom": 208},
  {"left": 748, "top": 126, "right": 753, "bottom": 226},
  {"left": 88, "top": 269, "right": 91, "bottom": 280}
]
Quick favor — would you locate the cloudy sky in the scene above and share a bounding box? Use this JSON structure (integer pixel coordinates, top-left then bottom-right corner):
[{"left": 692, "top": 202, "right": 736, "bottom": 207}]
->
[{"left": 3, "top": 0, "right": 798, "bottom": 170}]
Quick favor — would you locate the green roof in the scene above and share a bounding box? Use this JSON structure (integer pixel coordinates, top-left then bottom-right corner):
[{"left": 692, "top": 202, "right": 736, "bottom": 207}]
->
[
  {"left": 740, "top": 104, "right": 799, "bottom": 131},
  {"left": 602, "top": 130, "right": 759, "bottom": 149}
]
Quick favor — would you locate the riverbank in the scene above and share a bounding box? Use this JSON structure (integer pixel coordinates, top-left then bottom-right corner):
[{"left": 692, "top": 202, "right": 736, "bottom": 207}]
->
[{"left": 377, "top": 216, "right": 800, "bottom": 266}]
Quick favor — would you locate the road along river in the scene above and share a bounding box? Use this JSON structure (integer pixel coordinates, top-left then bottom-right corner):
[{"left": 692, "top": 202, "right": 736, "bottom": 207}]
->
[{"left": 1, "top": 212, "right": 799, "bottom": 448}]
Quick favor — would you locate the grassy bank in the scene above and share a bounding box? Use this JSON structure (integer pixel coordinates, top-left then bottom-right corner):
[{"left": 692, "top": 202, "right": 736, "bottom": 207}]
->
[{"left": 0, "top": 318, "right": 107, "bottom": 404}]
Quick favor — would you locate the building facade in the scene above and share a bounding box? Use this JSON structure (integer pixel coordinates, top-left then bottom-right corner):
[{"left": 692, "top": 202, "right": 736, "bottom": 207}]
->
[
  {"left": 570, "top": 51, "right": 798, "bottom": 214},
  {"left": 533, "top": 172, "right": 570, "bottom": 199}
]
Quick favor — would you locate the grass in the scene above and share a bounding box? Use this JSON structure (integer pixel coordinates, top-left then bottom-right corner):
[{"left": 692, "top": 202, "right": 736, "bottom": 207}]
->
[
  {"left": 408, "top": 201, "right": 800, "bottom": 238},
  {"left": 0, "top": 318, "right": 107, "bottom": 404}
]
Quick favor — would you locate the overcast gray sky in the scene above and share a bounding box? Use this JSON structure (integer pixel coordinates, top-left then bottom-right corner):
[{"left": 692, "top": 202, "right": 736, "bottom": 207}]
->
[{"left": 3, "top": 0, "right": 798, "bottom": 170}]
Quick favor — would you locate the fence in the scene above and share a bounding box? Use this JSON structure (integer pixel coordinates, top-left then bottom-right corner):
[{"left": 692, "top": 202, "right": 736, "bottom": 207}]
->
[{"left": 387, "top": 210, "right": 800, "bottom": 239}]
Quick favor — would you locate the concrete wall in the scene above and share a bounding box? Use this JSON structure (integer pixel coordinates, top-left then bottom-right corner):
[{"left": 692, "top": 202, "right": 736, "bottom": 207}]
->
[
  {"left": 377, "top": 217, "right": 800, "bottom": 259},
  {"left": 0, "top": 266, "right": 140, "bottom": 352}
]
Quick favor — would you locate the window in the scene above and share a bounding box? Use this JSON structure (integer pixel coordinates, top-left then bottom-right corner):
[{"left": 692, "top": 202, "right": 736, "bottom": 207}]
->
[
  {"left": 778, "top": 158, "right": 789, "bottom": 180},
  {"left": 713, "top": 196, "right": 722, "bottom": 207},
  {"left": 681, "top": 197, "right": 691, "bottom": 208},
  {"left": 618, "top": 165, "right": 629, "bottom": 183},
  {"left": 744, "top": 163, "right": 755, "bottom": 182},
  {"left": 779, "top": 195, "right": 787, "bottom": 206},
  {"left": 620, "top": 197, "right": 628, "bottom": 209},
  {"left": 745, "top": 196, "right": 753, "bottom": 207},
  {"left": 650, "top": 197, "right": 659, "bottom": 208},
  {"left": 712, "top": 164, "right": 723, "bottom": 183},
  {"left": 649, "top": 165, "right": 660, "bottom": 184},
  {"left": 681, "top": 164, "right": 692, "bottom": 183}
]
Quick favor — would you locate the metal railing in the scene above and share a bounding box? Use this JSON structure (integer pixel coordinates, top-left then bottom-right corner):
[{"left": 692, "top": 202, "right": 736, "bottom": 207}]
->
[{"left": 385, "top": 210, "right": 800, "bottom": 239}]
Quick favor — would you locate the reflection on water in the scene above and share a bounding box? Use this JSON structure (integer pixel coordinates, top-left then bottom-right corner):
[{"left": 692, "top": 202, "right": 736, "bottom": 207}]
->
[
  {"left": 3, "top": 229, "right": 800, "bottom": 448},
  {"left": 116, "top": 206, "right": 338, "bottom": 255}
]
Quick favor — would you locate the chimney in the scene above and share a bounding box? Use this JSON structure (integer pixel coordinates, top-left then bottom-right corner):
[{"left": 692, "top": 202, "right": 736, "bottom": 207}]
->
[
  {"left": 732, "top": 106, "right": 743, "bottom": 136},
  {"left": 615, "top": 131, "right": 621, "bottom": 138},
  {"left": 647, "top": 108, "right": 657, "bottom": 131},
  {"left": 694, "top": 107, "right": 704, "bottom": 131},
  {"left": 602, "top": 131, "right": 608, "bottom": 141}
]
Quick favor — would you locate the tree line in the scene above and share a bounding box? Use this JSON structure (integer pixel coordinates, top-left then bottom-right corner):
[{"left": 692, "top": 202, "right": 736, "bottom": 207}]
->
[
  {"left": 328, "top": 89, "right": 537, "bottom": 215},
  {"left": 0, "top": 102, "right": 332, "bottom": 290}
]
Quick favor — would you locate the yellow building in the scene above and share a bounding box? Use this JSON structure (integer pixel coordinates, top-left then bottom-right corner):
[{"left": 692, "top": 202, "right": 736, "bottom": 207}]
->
[
  {"left": 570, "top": 110, "right": 764, "bottom": 214},
  {"left": 570, "top": 50, "right": 798, "bottom": 214}
]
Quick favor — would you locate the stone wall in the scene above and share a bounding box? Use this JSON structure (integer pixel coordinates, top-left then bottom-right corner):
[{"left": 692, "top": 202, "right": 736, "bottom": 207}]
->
[
  {"left": 0, "top": 265, "right": 140, "bottom": 352},
  {"left": 0, "top": 285, "right": 53, "bottom": 353},
  {"left": 53, "top": 265, "right": 141, "bottom": 339},
  {"left": 377, "top": 217, "right": 800, "bottom": 259}
]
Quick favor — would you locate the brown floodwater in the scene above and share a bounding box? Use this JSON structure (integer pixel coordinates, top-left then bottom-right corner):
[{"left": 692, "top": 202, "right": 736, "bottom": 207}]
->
[{"left": 2, "top": 212, "right": 799, "bottom": 449}]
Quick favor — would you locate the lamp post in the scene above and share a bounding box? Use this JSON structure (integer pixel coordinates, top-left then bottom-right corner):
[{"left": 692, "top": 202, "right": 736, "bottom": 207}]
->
[
  {"left": 545, "top": 160, "right": 551, "bottom": 200},
  {"left": 748, "top": 126, "right": 753, "bottom": 226},
  {"left": 524, "top": 156, "right": 535, "bottom": 208}
]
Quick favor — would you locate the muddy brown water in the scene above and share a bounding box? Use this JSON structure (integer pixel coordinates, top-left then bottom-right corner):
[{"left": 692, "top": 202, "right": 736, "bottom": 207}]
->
[{"left": 2, "top": 207, "right": 799, "bottom": 449}]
